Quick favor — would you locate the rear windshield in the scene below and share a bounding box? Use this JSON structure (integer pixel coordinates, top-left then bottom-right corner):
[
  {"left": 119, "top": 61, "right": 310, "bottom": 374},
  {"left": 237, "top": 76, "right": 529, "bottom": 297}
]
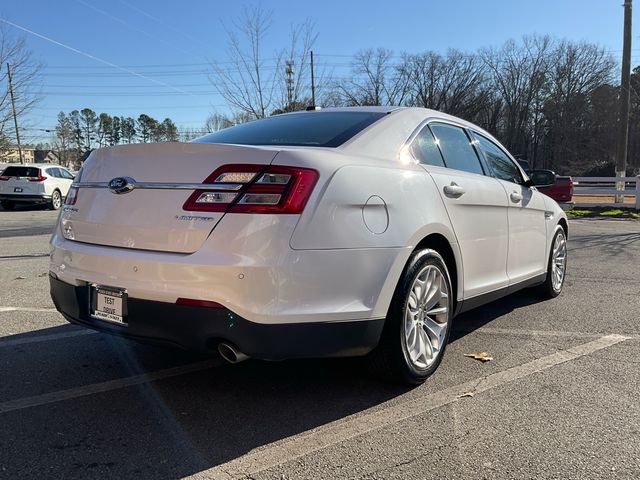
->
[
  {"left": 193, "top": 111, "right": 386, "bottom": 148},
  {"left": 2, "top": 166, "right": 41, "bottom": 177}
]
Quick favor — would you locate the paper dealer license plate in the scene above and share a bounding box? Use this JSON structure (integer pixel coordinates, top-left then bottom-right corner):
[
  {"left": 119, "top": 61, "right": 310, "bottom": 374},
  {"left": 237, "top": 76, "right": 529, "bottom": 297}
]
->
[{"left": 90, "top": 285, "right": 127, "bottom": 325}]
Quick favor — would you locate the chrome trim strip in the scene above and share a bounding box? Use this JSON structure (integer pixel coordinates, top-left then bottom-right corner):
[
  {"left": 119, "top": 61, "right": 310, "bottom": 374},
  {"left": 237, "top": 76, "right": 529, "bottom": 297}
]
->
[{"left": 72, "top": 182, "right": 244, "bottom": 191}]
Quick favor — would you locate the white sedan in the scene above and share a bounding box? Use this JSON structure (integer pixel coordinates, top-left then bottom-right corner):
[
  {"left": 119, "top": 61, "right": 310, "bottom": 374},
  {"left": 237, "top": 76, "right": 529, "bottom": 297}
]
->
[
  {"left": 0, "top": 163, "right": 75, "bottom": 210},
  {"left": 49, "top": 107, "right": 567, "bottom": 384}
]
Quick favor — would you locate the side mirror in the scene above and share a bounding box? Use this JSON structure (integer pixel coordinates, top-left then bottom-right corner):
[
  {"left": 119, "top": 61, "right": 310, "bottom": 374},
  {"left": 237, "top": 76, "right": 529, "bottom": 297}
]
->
[{"left": 528, "top": 169, "right": 556, "bottom": 187}]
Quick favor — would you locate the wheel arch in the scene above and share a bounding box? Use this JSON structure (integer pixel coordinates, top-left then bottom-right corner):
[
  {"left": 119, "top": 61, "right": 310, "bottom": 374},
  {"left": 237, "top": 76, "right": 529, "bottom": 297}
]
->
[
  {"left": 412, "top": 233, "right": 460, "bottom": 314},
  {"left": 558, "top": 217, "right": 568, "bottom": 238},
  {"left": 372, "top": 229, "right": 462, "bottom": 319}
]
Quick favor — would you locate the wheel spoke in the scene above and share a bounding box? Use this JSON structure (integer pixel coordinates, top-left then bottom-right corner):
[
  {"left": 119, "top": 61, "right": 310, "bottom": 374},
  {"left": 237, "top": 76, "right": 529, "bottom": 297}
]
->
[
  {"left": 402, "top": 264, "right": 450, "bottom": 369},
  {"left": 423, "top": 315, "right": 445, "bottom": 349}
]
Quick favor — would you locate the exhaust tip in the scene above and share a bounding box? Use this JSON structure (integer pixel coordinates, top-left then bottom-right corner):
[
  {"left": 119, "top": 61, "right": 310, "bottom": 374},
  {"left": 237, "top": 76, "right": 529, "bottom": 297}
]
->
[{"left": 218, "top": 342, "right": 249, "bottom": 364}]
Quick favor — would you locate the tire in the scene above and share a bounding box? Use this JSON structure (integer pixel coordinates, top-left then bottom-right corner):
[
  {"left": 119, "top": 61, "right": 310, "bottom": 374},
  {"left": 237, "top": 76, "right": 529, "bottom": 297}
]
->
[
  {"left": 50, "top": 190, "right": 62, "bottom": 210},
  {"left": 367, "top": 249, "right": 454, "bottom": 384},
  {"left": 1, "top": 200, "right": 15, "bottom": 210},
  {"left": 539, "top": 226, "right": 567, "bottom": 299}
]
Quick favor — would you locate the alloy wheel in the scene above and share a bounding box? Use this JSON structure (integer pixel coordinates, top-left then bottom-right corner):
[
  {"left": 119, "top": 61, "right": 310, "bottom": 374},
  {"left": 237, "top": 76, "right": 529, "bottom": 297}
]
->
[{"left": 404, "top": 265, "right": 450, "bottom": 369}]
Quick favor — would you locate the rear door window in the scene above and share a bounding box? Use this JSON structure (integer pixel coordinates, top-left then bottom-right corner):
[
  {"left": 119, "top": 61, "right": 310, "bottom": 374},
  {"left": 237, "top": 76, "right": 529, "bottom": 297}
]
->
[{"left": 429, "top": 123, "right": 484, "bottom": 175}]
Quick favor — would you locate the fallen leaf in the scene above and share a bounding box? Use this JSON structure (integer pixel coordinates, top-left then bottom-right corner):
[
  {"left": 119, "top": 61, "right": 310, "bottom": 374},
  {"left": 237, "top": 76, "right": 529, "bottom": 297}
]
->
[
  {"left": 464, "top": 351, "right": 494, "bottom": 362},
  {"left": 14, "top": 276, "right": 26, "bottom": 280},
  {"left": 458, "top": 391, "right": 475, "bottom": 398},
  {"left": 38, "top": 272, "right": 48, "bottom": 277}
]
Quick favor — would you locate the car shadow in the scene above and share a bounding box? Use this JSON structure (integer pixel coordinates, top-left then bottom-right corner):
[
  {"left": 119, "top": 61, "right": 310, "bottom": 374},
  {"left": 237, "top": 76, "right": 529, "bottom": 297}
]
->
[
  {"left": 449, "top": 288, "right": 544, "bottom": 342},
  {"left": 0, "top": 325, "right": 411, "bottom": 478},
  {"left": 0, "top": 288, "right": 544, "bottom": 478}
]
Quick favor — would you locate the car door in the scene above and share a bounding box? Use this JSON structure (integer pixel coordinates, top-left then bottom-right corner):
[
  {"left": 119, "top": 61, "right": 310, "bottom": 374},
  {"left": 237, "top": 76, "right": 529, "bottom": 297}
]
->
[
  {"left": 57, "top": 168, "right": 74, "bottom": 196},
  {"left": 411, "top": 121, "right": 510, "bottom": 299},
  {"left": 471, "top": 131, "right": 548, "bottom": 285}
]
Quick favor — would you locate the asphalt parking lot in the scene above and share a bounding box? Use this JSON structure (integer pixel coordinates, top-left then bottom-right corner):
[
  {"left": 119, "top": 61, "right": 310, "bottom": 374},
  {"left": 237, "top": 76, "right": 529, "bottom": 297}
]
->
[{"left": 0, "top": 208, "right": 639, "bottom": 479}]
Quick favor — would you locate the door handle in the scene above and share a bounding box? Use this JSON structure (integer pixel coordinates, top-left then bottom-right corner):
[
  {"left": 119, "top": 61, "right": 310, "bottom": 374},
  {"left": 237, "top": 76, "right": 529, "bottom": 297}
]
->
[
  {"left": 443, "top": 183, "right": 466, "bottom": 198},
  {"left": 510, "top": 192, "right": 523, "bottom": 203}
]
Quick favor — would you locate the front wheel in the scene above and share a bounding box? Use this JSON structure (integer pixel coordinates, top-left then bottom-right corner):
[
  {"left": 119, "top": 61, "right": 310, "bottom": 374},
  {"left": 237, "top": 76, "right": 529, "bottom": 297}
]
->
[
  {"left": 539, "top": 226, "right": 567, "bottom": 298},
  {"left": 50, "top": 190, "right": 62, "bottom": 210},
  {"left": 368, "top": 249, "right": 453, "bottom": 384}
]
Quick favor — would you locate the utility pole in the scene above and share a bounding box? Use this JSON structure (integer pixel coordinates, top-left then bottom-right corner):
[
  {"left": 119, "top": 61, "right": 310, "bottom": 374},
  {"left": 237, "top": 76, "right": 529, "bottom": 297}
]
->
[
  {"left": 6, "top": 63, "right": 24, "bottom": 165},
  {"left": 310, "top": 50, "right": 316, "bottom": 107},
  {"left": 285, "top": 60, "right": 294, "bottom": 108},
  {"left": 615, "top": 0, "right": 632, "bottom": 203}
]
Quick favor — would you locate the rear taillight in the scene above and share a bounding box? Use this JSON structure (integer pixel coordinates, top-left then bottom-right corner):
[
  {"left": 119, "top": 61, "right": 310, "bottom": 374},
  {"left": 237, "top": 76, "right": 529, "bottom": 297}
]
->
[
  {"left": 0, "top": 176, "right": 8, "bottom": 181},
  {"left": 27, "top": 170, "right": 47, "bottom": 182},
  {"left": 183, "top": 164, "right": 318, "bottom": 214},
  {"left": 64, "top": 168, "right": 82, "bottom": 206},
  {"left": 65, "top": 186, "right": 78, "bottom": 205}
]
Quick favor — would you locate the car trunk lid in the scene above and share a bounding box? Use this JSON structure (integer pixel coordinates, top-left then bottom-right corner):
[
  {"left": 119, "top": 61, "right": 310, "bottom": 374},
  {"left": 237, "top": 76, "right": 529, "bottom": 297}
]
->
[{"left": 64, "top": 143, "right": 279, "bottom": 253}]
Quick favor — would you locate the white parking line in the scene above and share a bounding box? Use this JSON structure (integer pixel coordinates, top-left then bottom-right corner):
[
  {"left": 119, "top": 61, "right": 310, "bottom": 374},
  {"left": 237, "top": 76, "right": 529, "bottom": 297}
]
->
[
  {"left": 0, "top": 359, "right": 220, "bottom": 414},
  {"left": 0, "top": 329, "right": 95, "bottom": 347},
  {"left": 0, "top": 306, "right": 57, "bottom": 313},
  {"left": 191, "top": 334, "right": 629, "bottom": 480},
  {"left": 478, "top": 327, "right": 640, "bottom": 340}
]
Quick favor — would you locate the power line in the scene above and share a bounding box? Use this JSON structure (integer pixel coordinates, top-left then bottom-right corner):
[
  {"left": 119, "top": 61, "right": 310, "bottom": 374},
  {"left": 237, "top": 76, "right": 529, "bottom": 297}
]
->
[
  {"left": 74, "top": 0, "right": 203, "bottom": 61},
  {"left": 0, "top": 18, "right": 199, "bottom": 98}
]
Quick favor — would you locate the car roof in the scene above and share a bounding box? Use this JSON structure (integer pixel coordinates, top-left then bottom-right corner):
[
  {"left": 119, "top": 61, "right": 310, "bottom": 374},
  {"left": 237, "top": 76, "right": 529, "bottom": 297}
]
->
[{"left": 4, "top": 163, "right": 67, "bottom": 169}]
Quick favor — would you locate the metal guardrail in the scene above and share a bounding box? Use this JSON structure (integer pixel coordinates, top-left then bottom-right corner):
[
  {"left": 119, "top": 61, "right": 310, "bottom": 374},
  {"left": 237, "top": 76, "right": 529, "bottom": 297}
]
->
[{"left": 572, "top": 176, "right": 640, "bottom": 209}]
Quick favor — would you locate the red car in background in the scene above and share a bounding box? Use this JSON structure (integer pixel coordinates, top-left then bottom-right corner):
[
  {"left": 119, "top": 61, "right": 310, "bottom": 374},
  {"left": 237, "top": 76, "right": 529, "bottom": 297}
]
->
[{"left": 517, "top": 160, "right": 573, "bottom": 204}]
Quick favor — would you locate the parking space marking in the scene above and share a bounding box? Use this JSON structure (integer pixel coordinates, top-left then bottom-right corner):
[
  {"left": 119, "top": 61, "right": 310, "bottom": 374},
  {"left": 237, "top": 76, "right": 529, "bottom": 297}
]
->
[
  {"left": 0, "top": 359, "right": 220, "bottom": 414},
  {"left": 478, "top": 327, "right": 640, "bottom": 340},
  {"left": 0, "top": 307, "right": 57, "bottom": 313},
  {"left": 192, "top": 334, "right": 629, "bottom": 480},
  {"left": 0, "top": 329, "right": 95, "bottom": 348}
]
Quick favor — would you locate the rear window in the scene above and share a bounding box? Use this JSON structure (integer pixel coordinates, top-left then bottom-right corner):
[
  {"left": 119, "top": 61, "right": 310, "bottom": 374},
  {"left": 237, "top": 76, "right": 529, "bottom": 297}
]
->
[
  {"left": 2, "top": 166, "right": 41, "bottom": 177},
  {"left": 193, "top": 111, "right": 386, "bottom": 148}
]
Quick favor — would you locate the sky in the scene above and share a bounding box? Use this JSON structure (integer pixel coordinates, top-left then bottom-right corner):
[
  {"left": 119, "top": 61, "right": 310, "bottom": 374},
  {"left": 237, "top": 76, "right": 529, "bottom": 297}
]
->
[{"left": 1, "top": 0, "right": 639, "bottom": 145}]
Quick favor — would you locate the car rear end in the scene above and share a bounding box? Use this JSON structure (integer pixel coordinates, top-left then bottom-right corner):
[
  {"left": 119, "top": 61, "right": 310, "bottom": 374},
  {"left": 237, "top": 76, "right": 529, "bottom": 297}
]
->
[
  {"left": 0, "top": 165, "right": 51, "bottom": 208},
  {"left": 49, "top": 121, "right": 399, "bottom": 360},
  {"left": 538, "top": 176, "right": 574, "bottom": 203}
]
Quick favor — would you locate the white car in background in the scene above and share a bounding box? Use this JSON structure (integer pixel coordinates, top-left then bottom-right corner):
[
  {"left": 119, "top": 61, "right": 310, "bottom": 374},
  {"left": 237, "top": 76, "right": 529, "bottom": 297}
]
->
[
  {"left": 0, "top": 164, "right": 75, "bottom": 210},
  {"left": 49, "top": 107, "right": 568, "bottom": 384}
]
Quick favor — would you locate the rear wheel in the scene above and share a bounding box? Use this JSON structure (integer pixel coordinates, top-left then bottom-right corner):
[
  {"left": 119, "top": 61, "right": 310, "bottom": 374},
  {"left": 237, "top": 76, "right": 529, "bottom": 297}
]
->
[
  {"left": 50, "top": 190, "right": 62, "bottom": 210},
  {"left": 1, "top": 200, "right": 15, "bottom": 210},
  {"left": 368, "top": 249, "right": 453, "bottom": 384},
  {"left": 539, "top": 226, "right": 567, "bottom": 298}
]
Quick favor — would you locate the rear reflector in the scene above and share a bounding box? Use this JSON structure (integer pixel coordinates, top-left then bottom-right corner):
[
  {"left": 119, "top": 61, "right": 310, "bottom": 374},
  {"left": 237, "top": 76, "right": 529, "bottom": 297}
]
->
[
  {"left": 183, "top": 164, "right": 318, "bottom": 214},
  {"left": 65, "top": 186, "right": 79, "bottom": 206},
  {"left": 176, "top": 298, "right": 224, "bottom": 309}
]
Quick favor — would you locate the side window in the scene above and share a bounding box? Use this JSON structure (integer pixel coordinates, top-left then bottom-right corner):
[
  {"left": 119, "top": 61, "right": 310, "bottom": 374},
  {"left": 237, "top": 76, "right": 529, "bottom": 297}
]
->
[
  {"left": 60, "top": 169, "right": 74, "bottom": 179},
  {"left": 46, "top": 168, "right": 59, "bottom": 178},
  {"left": 410, "top": 126, "right": 445, "bottom": 167},
  {"left": 474, "top": 133, "right": 523, "bottom": 185},
  {"left": 429, "top": 123, "right": 484, "bottom": 175}
]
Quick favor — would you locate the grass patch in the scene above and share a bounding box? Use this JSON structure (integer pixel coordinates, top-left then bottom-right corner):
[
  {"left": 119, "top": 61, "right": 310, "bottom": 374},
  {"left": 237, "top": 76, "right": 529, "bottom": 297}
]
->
[{"left": 567, "top": 207, "right": 639, "bottom": 220}]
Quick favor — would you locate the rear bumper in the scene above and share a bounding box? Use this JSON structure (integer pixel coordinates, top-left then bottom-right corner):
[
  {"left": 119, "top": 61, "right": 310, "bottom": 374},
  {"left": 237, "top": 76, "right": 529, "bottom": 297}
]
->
[
  {"left": 0, "top": 193, "right": 51, "bottom": 202},
  {"left": 50, "top": 275, "right": 385, "bottom": 359}
]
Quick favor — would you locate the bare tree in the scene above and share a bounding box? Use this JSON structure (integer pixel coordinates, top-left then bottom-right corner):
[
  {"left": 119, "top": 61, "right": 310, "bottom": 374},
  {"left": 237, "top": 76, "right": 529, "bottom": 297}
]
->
[
  {"left": 204, "top": 112, "right": 234, "bottom": 133},
  {"left": 405, "top": 49, "right": 488, "bottom": 121},
  {"left": 334, "top": 48, "right": 410, "bottom": 106},
  {"left": 0, "top": 25, "right": 41, "bottom": 151},
  {"left": 481, "top": 35, "right": 552, "bottom": 160},
  {"left": 541, "top": 40, "right": 615, "bottom": 171},
  {"left": 210, "top": 6, "right": 279, "bottom": 119}
]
